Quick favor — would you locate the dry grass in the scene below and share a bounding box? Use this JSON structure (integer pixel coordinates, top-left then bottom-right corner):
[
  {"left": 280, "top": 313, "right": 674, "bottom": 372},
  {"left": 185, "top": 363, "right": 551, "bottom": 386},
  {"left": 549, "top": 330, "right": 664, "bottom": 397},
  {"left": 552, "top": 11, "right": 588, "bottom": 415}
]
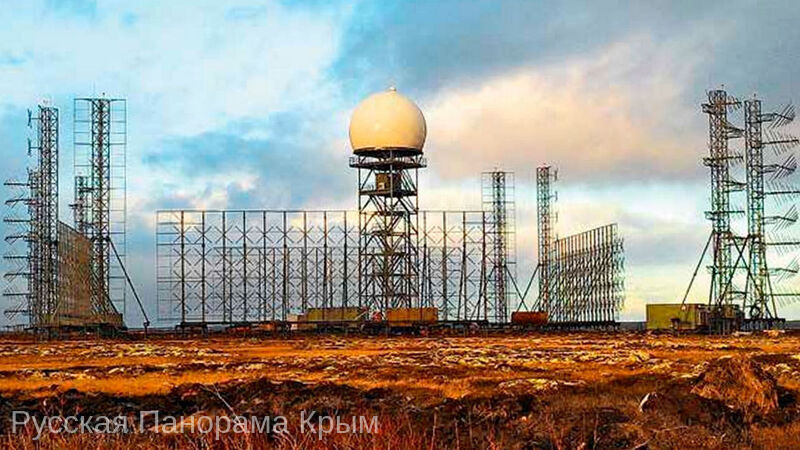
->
[
  {"left": 0, "top": 332, "right": 799, "bottom": 448},
  {"left": 3, "top": 333, "right": 791, "bottom": 398}
]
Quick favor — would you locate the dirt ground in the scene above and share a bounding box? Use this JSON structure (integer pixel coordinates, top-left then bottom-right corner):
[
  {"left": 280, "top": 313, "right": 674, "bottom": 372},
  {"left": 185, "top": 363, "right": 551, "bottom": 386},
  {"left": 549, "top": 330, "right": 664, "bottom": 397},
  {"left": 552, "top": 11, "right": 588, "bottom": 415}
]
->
[{"left": 1, "top": 331, "right": 799, "bottom": 448}]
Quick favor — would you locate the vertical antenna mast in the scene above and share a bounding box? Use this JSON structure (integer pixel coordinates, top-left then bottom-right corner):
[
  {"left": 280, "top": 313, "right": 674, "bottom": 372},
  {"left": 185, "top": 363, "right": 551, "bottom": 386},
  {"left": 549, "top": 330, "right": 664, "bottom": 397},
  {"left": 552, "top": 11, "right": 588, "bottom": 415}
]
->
[
  {"left": 701, "top": 89, "right": 744, "bottom": 331},
  {"left": 2, "top": 105, "right": 59, "bottom": 332},
  {"left": 536, "top": 165, "right": 556, "bottom": 315},
  {"left": 483, "top": 170, "right": 516, "bottom": 322},
  {"left": 73, "top": 97, "right": 127, "bottom": 319}
]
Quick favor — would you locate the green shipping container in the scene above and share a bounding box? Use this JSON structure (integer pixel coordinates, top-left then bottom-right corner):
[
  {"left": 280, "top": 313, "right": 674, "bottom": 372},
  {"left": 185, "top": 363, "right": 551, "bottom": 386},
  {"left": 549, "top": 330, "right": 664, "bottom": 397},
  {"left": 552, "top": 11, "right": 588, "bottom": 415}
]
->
[{"left": 646, "top": 303, "right": 708, "bottom": 330}]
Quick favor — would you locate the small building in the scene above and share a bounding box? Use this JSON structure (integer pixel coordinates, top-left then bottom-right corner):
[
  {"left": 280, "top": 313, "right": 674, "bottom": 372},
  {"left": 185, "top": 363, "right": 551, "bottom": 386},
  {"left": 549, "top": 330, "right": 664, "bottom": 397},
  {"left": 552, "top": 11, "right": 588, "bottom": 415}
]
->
[{"left": 646, "top": 303, "right": 709, "bottom": 331}]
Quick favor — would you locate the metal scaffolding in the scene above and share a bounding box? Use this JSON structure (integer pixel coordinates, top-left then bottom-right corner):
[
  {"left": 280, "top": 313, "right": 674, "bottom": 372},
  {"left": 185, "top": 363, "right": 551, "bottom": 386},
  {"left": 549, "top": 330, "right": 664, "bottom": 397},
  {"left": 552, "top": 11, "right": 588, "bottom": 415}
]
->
[
  {"left": 743, "top": 96, "right": 800, "bottom": 324},
  {"left": 702, "top": 89, "right": 745, "bottom": 313},
  {"left": 2, "top": 105, "right": 59, "bottom": 329},
  {"left": 536, "top": 166, "right": 557, "bottom": 313},
  {"left": 73, "top": 98, "right": 127, "bottom": 317},
  {"left": 350, "top": 149, "right": 426, "bottom": 314},
  {"left": 532, "top": 166, "right": 625, "bottom": 325},
  {"left": 482, "top": 170, "right": 516, "bottom": 322},
  {"left": 745, "top": 98, "right": 771, "bottom": 320},
  {"left": 156, "top": 210, "right": 359, "bottom": 324},
  {"left": 156, "top": 209, "right": 501, "bottom": 325},
  {"left": 684, "top": 90, "right": 800, "bottom": 331},
  {"left": 549, "top": 225, "right": 625, "bottom": 323},
  {"left": 2, "top": 103, "right": 124, "bottom": 332}
]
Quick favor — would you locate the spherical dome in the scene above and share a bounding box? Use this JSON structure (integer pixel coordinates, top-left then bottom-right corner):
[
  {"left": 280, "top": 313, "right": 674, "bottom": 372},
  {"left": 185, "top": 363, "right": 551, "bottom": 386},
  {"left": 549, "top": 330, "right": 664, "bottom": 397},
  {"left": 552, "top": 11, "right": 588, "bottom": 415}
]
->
[{"left": 349, "top": 87, "right": 426, "bottom": 154}]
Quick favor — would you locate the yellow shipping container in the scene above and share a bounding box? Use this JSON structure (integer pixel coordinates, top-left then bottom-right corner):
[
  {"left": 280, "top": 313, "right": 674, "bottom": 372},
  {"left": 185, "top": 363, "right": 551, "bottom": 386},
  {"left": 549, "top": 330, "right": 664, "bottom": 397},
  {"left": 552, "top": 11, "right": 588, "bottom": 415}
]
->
[
  {"left": 386, "top": 307, "right": 438, "bottom": 325},
  {"left": 646, "top": 303, "right": 708, "bottom": 331}
]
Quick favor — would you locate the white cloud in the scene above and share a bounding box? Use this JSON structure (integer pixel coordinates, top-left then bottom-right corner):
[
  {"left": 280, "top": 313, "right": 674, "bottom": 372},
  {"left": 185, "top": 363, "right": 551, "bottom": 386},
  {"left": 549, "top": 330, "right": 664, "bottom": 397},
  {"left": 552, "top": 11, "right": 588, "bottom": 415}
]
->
[
  {"left": 0, "top": 0, "right": 353, "bottom": 218},
  {"left": 0, "top": 1, "right": 348, "bottom": 135},
  {"left": 421, "top": 34, "right": 712, "bottom": 182}
]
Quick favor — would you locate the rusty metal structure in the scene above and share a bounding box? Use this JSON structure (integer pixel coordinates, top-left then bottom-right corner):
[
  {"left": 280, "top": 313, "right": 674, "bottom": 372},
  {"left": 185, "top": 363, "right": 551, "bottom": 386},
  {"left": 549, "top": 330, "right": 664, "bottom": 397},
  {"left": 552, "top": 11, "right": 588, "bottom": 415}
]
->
[
  {"left": 704, "top": 90, "right": 744, "bottom": 321},
  {"left": 3, "top": 105, "right": 60, "bottom": 329},
  {"left": 156, "top": 158, "right": 625, "bottom": 329},
  {"left": 349, "top": 148, "right": 426, "bottom": 315},
  {"left": 536, "top": 166, "right": 557, "bottom": 314},
  {"left": 683, "top": 90, "right": 800, "bottom": 332},
  {"left": 548, "top": 225, "right": 625, "bottom": 323},
  {"left": 156, "top": 210, "right": 358, "bottom": 324},
  {"left": 419, "top": 210, "right": 494, "bottom": 321},
  {"left": 482, "top": 170, "right": 516, "bottom": 323},
  {"left": 683, "top": 90, "right": 746, "bottom": 333},
  {"left": 156, "top": 209, "right": 506, "bottom": 326},
  {"left": 72, "top": 97, "right": 128, "bottom": 316},
  {"left": 742, "top": 95, "right": 799, "bottom": 327},
  {"left": 745, "top": 98, "right": 770, "bottom": 320},
  {"left": 2, "top": 103, "right": 125, "bottom": 332},
  {"left": 533, "top": 165, "right": 625, "bottom": 326},
  {"left": 157, "top": 162, "right": 629, "bottom": 329}
]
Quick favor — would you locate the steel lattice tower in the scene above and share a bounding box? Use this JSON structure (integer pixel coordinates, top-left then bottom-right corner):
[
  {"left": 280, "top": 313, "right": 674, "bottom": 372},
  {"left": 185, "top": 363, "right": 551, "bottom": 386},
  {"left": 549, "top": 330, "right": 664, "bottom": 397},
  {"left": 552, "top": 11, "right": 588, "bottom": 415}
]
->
[
  {"left": 73, "top": 98, "right": 127, "bottom": 317},
  {"left": 686, "top": 90, "right": 800, "bottom": 331},
  {"left": 702, "top": 89, "right": 743, "bottom": 314},
  {"left": 482, "top": 170, "right": 516, "bottom": 322},
  {"left": 32, "top": 106, "right": 59, "bottom": 330},
  {"left": 536, "top": 166, "right": 556, "bottom": 313},
  {"left": 2, "top": 105, "right": 59, "bottom": 330},
  {"left": 533, "top": 165, "right": 624, "bottom": 326},
  {"left": 744, "top": 98, "right": 772, "bottom": 319},
  {"left": 351, "top": 150, "right": 426, "bottom": 314},
  {"left": 92, "top": 99, "right": 111, "bottom": 312},
  {"left": 743, "top": 95, "right": 800, "bottom": 325},
  {"left": 28, "top": 106, "right": 59, "bottom": 329}
]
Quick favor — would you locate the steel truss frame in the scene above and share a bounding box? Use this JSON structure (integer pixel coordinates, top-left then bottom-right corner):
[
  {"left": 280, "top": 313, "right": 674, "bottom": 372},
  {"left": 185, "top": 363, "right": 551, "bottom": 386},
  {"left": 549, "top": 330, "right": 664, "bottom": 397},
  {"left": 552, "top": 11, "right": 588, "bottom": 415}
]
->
[
  {"left": 744, "top": 96, "right": 800, "bottom": 321},
  {"left": 482, "top": 171, "right": 516, "bottom": 323},
  {"left": 685, "top": 90, "right": 799, "bottom": 331},
  {"left": 73, "top": 98, "right": 127, "bottom": 317},
  {"left": 350, "top": 151, "right": 425, "bottom": 314},
  {"left": 702, "top": 89, "right": 744, "bottom": 311},
  {"left": 533, "top": 165, "right": 625, "bottom": 324},
  {"left": 2, "top": 105, "right": 59, "bottom": 329},
  {"left": 536, "top": 166, "right": 556, "bottom": 313},
  {"left": 548, "top": 224, "right": 625, "bottom": 322},
  {"left": 156, "top": 209, "right": 503, "bottom": 325}
]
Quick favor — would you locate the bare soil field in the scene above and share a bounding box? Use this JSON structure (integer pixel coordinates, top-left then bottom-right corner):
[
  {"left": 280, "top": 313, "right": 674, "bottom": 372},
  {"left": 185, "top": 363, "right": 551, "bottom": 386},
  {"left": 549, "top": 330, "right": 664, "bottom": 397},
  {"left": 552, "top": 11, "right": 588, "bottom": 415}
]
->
[{"left": 1, "top": 332, "right": 799, "bottom": 448}]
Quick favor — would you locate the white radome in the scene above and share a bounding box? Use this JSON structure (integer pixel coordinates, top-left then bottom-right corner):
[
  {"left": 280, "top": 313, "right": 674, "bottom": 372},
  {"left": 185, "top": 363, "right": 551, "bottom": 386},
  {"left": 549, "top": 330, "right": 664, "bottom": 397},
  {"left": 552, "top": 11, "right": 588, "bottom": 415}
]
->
[{"left": 349, "top": 87, "right": 427, "bottom": 153}]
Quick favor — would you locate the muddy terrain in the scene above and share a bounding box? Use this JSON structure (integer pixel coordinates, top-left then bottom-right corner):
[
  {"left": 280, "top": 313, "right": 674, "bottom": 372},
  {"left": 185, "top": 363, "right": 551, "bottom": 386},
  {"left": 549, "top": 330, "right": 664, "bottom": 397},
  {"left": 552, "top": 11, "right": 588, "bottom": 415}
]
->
[{"left": 1, "top": 332, "right": 799, "bottom": 448}]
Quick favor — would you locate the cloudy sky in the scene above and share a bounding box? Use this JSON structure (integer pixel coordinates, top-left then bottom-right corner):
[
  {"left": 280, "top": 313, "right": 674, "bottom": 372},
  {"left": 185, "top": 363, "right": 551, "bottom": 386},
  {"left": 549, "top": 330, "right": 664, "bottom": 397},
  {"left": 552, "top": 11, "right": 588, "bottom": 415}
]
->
[{"left": 1, "top": 0, "right": 800, "bottom": 326}]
